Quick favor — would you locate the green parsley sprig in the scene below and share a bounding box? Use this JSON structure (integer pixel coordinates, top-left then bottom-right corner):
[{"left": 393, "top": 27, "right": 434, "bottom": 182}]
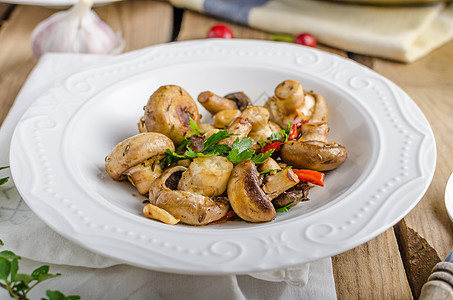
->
[
  {"left": 275, "top": 201, "right": 296, "bottom": 213},
  {"left": 161, "top": 118, "right": 275, "bottom": 165},
  {"left": 0, "top": 240, "right": 79, "bottom": 300},
  {"left": 0, "top": 166, "right": 9, "bottom": 186},
  {"left": 269, "top": 122, "right": 292, "bottom": 143}
]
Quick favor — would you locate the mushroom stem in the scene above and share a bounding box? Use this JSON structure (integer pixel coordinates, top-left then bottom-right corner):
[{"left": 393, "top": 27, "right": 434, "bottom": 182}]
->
[{"left": 198, "top": 91, "right": 238, "bottom": 115}]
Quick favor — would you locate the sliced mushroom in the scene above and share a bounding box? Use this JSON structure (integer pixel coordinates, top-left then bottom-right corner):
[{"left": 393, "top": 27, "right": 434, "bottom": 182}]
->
[
  {"left": 274, "top": 80, "right": 305, "bottom": 115},
  {"left": 224, "top": 92, "right": 252, "bottom": 111},
  {"left": 218, "top": 117, "right": 252, "bottom": 147},
  {"left": 143, "top": 203, "right": 180, "bottom": 225},
  {"left": 280, "top": 140, "right": 347, "bottom": 171},
  {"left": 213, "top": 109, "right": 241, "bottom": 128},
  {"left": 227, "top": 160, "right": 276, "bottom": 223},
  {"left": 148, "top": 165, "right": 230, "bottom": 225},
  {"left": 155, "top": 191, "right": 229, "bottom": 225},
  {"left": 137, "top": 116, "right": 147, "bottom": 133},
  {"left": 258, "top": 158, "right": 300, "bottom": 200},
  {"left": 240, "top": 106, "right": 273, "bottom": 143},
  {"left": 299, "top": 122, "right": 329, "bottom": 144},
  {"left": 126, "top": 155, "right": 164, "bottom": 194},
  {"left": 199, "top": 123, "right": 216, "bottom": 132},
  {"left": 197, "top": 91, "right": 238, "bottom": 115},
  {"left": 258, "top": 157, "right": 281, "bottom": 173},
  {"left": 265, "top": 80, "right": 328, "bottom": 128},
  {"left": 262, "top": 168, "right": 300, "bottom": 200},
  {"left": 148, "top": 166, "right": 186, "bottom": 202},
  {"left": 177, "top": 156, "right": 233, "bottom": 197},
  {"left": 144, "top": 85, "right": 200, "bottom": 145},
  {"left": 105, "top": 132, "right": 174, "bottom": 183},
  {"left": 272, "top": 182, "right": 311, "bottom": 208},
  {"left": 281, "top": 119, "right": 346, "bottom": 171}
]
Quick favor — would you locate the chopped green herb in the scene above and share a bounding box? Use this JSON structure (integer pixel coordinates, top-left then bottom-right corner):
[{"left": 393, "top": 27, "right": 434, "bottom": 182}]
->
[
  {"left": 259, "top": 168, "right": 282, "bottom": 175},
  {"left": 0, "top": 177, "right": 8, "bottom": 186},
  {"left": 189, "top": 117, "right": 205, "bottom": 135},
  {"left": 275, "top": 201, "right": 296, "bottom": 212},
  {"left": 161, "top": 149, "right": 187, "bottom": 165},
  {"left": 226, "top": 137, "right": 255, "bottom": 163},
  {"left": 269, "top": 122, "right": 291, "bottom": 143},
  {"left": 250, "top": 149, "right": 275, "bottom": 164},
  {"left": 176, "top": 137, "right": 191, "bottom": 153},
  {"left": 200, "top": 130, "right": 234, "bottom": 152},
  {"left": 0, "top": 239, "right": 79, "bottom": 299},
  {"left": 0, "top": 166, "right": 9, "bottom": 186}
]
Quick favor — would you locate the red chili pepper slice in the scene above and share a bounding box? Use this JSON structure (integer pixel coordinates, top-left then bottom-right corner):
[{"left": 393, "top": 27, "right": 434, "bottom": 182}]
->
[
  {"left": 261, "top": 141, "right": 284, "bottom": 153},
  {"left": 292, "top": 169, "right": 325, "bottom": 187},
  {"left": 288, "top": 120, "right": 309, "bottom": 140}
]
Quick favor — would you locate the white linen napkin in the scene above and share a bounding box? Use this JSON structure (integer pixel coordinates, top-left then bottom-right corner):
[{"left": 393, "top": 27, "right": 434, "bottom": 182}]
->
[
  {"left": 170, "top": 0, "right": 453, "bottom": 63},
  {"left": 0, "top": 51, "right": 337, "bottom": 299}
]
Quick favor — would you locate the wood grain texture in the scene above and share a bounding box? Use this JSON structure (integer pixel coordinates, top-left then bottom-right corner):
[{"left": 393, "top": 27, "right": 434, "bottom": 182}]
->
[
  {"left": 0, "top": 3, "right": 13, "bottom": 23},
  {"left": 395, "top": 219, "right": 441, "bottom": 298},
  {"left": 332, "top": 228, "right": 412, "bottom": 299},
  {"left": 94, "top": 0, "right": 173, "bottom": 51},
  {"left": 0, "top": 5, "right": 54, "bottom": 127},
  {"left": 176, "top": 8, "right": 412, "bottom": 299},
  {"left": 177, "top": 10, "right": 271, "bottom": 41},
  {"left": 0, "top": 1, "right": 173, "bottom": 127}
]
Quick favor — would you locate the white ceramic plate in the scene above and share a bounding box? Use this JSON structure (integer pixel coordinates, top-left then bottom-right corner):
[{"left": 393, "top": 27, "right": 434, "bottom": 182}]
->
[
  {"left": 9, "top": 39, "right": 436, "bottom": 275},
  {"left": 0, "top": 0, "right": 121, "bottom": 6}
]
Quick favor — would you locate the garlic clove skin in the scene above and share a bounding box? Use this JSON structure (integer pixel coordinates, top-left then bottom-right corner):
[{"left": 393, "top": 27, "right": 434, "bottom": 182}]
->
[{"left": 31, "top": 0, "right": 125, "bottom": 59}]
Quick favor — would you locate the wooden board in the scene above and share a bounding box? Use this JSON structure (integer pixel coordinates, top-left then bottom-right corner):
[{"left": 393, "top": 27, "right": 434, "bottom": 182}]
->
[
  {"left": 374, "top": 41, "right": 453, "bottom": 260},
  {"left": 0, "top": 1, "right": 173, "bottom": 127},
  {"left": 177, "top": 9, "right": 413, "bottom": 299}
]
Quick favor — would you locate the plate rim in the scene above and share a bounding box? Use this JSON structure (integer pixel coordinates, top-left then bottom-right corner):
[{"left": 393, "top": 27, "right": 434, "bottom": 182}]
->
[{"left": 9, "top": 39, "right": 437, "bottom": 274}]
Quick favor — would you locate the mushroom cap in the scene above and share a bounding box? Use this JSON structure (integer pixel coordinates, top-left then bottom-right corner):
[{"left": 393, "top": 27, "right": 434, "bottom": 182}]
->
[
  {"left": 155, "top": 190, "right": 229, "bottom": 225},
  {"left": 105, "top": 132, "right": 175, "bottom": 180},
  {"left": 144, "top": 85, "right": 200, "bottom": 145},
  {"left": 227, "top": 160, "right": 276, "bottom": 223},
  {"left": 280, "top": 140, "right": 347, "bottom": 171},
  {"left": 177, "top": 156, "right": 233, "bottom": 197}
]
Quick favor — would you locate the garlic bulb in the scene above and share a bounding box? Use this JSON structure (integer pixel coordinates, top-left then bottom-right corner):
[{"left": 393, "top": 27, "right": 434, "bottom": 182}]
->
[{"left": 31, "top": 0, "right": 125, "bottom": 59}]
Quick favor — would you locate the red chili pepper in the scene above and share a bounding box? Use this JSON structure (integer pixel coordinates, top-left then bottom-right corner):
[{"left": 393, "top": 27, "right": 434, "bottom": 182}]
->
[
  {"left": 292, "top": 169, "right": 325, "bottom": 187},
  {"left": 209, "top": 210, "right": 238, "bottom": 225},
  {"left": 261, "top": 141, "right": 284, "bottom": 153},
  {"left": 288, "top": 121, "right": 309, "bottom": 140}
]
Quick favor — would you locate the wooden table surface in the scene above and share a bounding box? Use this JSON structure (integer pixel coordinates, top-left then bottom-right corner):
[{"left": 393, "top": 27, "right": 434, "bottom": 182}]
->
[{"left": 1, "top": 1, "right": 452, "bottom": 298}]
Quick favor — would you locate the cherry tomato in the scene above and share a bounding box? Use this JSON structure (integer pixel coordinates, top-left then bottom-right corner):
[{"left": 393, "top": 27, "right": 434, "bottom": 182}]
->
[
  {"left": 294, "top": 33, "right": 317, "bottom": 47},
  {"left": 207, "top": 24, "right": 234, "bottom": 39}
]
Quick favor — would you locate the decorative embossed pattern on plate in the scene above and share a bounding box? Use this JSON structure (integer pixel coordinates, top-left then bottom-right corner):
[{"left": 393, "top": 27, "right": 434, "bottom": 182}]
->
[{"left": 9, "top": 40, "right": 436, "bottom": 274}]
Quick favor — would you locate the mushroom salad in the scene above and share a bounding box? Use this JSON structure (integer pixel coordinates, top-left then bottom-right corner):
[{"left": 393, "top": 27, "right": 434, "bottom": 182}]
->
[{"left": 105, "top": 80, "right": 347, "bottom": 226}]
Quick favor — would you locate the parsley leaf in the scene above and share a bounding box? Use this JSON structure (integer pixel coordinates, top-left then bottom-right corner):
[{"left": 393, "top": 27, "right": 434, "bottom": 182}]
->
[
  {"left": 275, "top": 201, "right": 296, "bottom": 212},
  {"left": 189, "top": 118, "right": 205, "bottom": 135},
  {"left": 270, "top": 122, "right": 291, "bottom": 143},
  {"left": 259, "top": 168, "right": 281, "bottom": 175},
  {"left": 0, "top": 166, "right": 9, "bottom": 186},
  {"left": 201, "top": 130, "right": 234, "bottom": 152},
  {"left": 251, "top": 149, "right": 275, "bottom": 164},
  {"left": 161, "top": 149, "right": 187, "bottom": 165},
  {"left": 176, "top": 137, "right": 191, "bottom": 153},
  {"left": 226, "top": 137, "right": 255, "bottom": 163}
]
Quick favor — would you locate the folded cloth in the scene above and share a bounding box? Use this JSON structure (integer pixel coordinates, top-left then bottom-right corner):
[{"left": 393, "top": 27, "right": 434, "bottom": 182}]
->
[
  {"left": 0, "top": 51, "right": 337, "bottom": 299},
  {"left": 170, "top": 0, "right": 453, "bottom": 62}
]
